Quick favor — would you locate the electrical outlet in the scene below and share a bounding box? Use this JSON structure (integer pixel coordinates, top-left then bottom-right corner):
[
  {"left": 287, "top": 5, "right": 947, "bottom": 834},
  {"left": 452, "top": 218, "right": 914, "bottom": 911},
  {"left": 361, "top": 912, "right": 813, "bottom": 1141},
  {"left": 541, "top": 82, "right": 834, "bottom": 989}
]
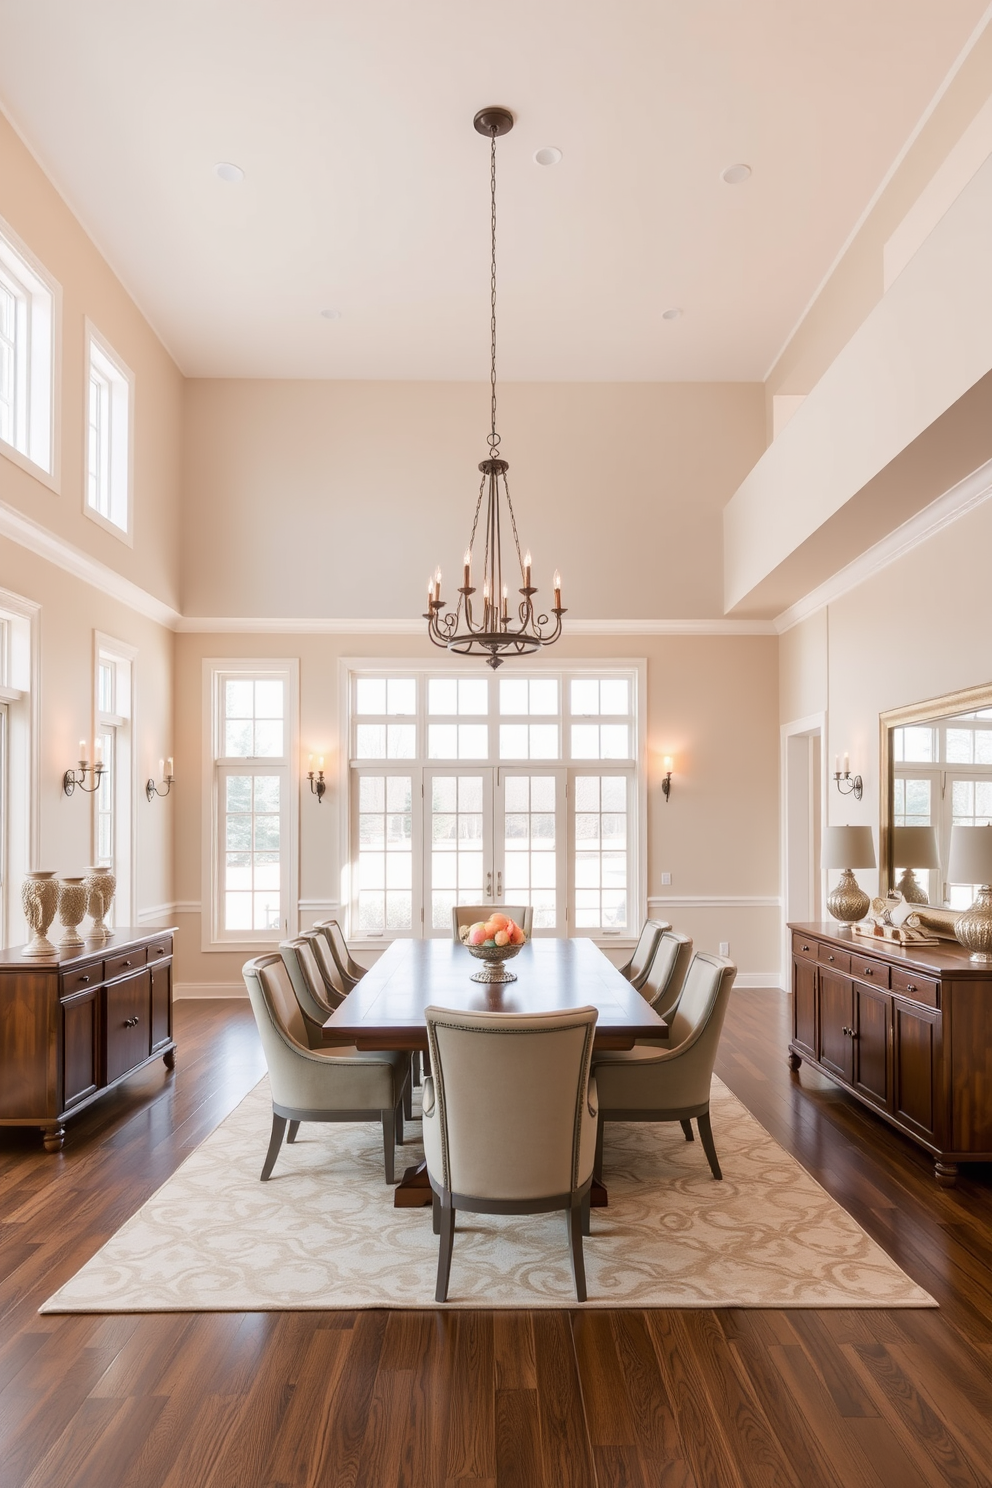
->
[
  {"left": 719, "top": 941, "right": 730, "bottom": 956},
  {"left": 661, "top": 872, "right": 672, "bottom": 885}
]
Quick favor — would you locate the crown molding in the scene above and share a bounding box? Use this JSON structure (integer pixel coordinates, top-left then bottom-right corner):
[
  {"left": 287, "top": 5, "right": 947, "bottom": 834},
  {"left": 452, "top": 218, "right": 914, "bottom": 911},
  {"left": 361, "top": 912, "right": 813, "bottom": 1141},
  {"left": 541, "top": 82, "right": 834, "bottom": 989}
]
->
[
  {"left": 773, "top": 457, "right": 992, "bottom": 634},
  {"left": 175, "top": 615, "right": 776, "bottom": 636}
]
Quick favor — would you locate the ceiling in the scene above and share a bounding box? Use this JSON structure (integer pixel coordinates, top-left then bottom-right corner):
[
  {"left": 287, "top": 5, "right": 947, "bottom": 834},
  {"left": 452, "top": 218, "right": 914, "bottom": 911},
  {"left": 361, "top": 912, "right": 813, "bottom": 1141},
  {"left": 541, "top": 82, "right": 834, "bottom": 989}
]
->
[{"left": 0, "top": 1, "right": 986, "bottom": 381}]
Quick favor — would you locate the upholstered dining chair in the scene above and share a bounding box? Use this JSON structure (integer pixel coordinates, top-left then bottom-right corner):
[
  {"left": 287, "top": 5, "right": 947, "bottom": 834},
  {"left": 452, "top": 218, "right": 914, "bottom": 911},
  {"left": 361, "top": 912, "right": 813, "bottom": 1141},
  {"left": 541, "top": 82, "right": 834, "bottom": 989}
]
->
[
  {"left": 243, "top": 954, "right": 410, "bottom": 1184},
  {"left": 313, "top": 919, "right": 367, "bottom": 990},
  {"left": 450, "top": 904, "right": 534, "bottom": 942},
  {"left": 618, "top": 919, "right": 671, "bottom": 990},
  {"left": 422, "top": 1003, "right": 599, "bottom": 1303},
  {"left": 639, "top": 931, "right": 694, "bottom": 1019},
  {"left": 592, "top": 952, "right": 736, "bottom": 1181},
  {"left": 279, "top": 936, "right": 342, "bottom": 1044}
]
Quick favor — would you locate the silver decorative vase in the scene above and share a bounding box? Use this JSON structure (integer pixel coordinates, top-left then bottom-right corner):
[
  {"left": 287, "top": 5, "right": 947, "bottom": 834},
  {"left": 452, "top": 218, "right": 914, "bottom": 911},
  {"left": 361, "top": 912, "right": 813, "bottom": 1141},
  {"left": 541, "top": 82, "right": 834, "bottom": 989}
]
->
[
  {"left": 57, "top": 877, "right": 89, "bottom": 951},
  {"left": 84, "top": 865, "right": 116, "bottom": 941},
  {"left": 953, "top": 885, "right": 992, "bottom": 964},
  {"left": 826, "top": 868, "right": 870, "bottom": 925},
  {"left": 465, "top": 940, "right": 524, "bottom": 984},
  {"left": 21, "top": 871, "right": 59, "bottom": 958},
  {"left": 895, "top": 867, "right": 928, "bottom": 905}
]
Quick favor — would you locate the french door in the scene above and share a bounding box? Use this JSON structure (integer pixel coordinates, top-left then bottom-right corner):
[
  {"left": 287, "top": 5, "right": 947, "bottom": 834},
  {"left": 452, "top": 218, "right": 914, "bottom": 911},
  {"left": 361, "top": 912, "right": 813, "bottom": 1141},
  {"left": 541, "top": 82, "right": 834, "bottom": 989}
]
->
[{"left": 424, "top": 767, "right": 566, "bottom": 936}]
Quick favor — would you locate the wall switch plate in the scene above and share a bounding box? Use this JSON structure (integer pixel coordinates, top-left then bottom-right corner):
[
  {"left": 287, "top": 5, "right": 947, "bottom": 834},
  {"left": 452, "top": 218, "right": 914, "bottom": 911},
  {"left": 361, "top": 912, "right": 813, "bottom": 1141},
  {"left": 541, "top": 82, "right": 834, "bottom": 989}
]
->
[
  {"left": 719, "top": 941, "right": 730, "bottom": 956},
  {"left": 661, "top": 872, "right": 671, "bottom": 885}
]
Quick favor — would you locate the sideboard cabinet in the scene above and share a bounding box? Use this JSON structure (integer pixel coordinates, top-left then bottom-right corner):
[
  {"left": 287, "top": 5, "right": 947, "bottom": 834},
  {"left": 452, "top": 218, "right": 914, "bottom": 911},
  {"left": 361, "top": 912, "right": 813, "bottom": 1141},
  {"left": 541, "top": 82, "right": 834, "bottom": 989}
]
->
[
  {"left": 0, "top": 928, "right": 176, "bottom": 1150},
  {"left": 788, "top": 922, "right": 992, "bottom": 1185}
]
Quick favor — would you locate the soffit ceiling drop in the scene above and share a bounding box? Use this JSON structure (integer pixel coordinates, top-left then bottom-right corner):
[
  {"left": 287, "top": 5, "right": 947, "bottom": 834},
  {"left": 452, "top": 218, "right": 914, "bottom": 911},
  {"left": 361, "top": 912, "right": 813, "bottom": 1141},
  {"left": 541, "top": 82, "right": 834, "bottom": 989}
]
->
[{"left": 0, "top": 0, "right": 985, "bottom": 381}]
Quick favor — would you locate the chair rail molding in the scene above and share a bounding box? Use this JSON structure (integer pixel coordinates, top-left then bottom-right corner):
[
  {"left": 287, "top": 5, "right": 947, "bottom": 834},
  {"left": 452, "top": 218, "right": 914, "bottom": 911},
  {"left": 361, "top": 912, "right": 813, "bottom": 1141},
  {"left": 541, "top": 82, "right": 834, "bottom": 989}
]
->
[{"left": 646, "top": 895, "right": 781, "bottom": 909}]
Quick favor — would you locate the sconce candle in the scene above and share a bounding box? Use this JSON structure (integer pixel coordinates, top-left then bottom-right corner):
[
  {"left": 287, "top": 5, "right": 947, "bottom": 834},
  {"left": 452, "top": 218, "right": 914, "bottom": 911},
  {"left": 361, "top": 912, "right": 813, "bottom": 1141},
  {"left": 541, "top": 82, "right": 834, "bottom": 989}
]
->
[
  {"left": 307, "top": 754, "right": 327, "bottom": 804},
  {"left": 661, "top": 756, "right": 674, "bottom": 803},
  {"left": 64, "top": 742, "right": 105, "bottom": 796},
  {"left": 833, "top": 752, "right": 863, "bottom": 801},
  {"left": 146, "top": 757, "right": 175, "bottom": 802}
]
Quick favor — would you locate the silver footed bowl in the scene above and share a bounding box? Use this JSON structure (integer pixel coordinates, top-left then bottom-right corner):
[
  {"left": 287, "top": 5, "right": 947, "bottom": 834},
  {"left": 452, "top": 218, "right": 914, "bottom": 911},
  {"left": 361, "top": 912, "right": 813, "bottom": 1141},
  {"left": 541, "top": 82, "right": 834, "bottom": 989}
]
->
[{"left": 465, "top": 939, "right": 525, "bottom": 984}]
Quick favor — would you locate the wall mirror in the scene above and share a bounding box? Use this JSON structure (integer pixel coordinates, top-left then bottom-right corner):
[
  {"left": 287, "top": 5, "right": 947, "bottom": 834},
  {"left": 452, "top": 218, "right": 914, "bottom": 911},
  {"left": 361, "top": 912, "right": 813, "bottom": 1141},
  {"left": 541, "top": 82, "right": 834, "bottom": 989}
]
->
[{"left": 880, "top": 681, "right": 992, "bottom": 907}]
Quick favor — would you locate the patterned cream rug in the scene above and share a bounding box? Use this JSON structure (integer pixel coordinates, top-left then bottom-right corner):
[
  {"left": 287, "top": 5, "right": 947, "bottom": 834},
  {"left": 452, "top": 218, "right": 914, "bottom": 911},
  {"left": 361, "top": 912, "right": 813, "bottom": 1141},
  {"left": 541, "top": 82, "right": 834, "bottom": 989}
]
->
[{"left": 41, "top": 1076, "right": 934, "bottom": 1312}]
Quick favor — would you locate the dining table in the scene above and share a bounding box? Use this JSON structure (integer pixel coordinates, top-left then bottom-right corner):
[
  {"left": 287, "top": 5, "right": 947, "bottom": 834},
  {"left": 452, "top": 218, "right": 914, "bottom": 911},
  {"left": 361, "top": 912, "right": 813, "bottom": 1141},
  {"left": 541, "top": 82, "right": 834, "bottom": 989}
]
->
[{"left": 322, "top": 936, "right": 669, "bottom": 1207}]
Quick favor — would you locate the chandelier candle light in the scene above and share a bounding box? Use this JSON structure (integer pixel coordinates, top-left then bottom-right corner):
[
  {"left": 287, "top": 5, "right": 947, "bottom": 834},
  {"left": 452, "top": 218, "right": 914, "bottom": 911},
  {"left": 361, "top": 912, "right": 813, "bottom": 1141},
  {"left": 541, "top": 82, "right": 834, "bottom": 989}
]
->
[{"left": 424, "top": 107, "right": 565, "bottom": 669}]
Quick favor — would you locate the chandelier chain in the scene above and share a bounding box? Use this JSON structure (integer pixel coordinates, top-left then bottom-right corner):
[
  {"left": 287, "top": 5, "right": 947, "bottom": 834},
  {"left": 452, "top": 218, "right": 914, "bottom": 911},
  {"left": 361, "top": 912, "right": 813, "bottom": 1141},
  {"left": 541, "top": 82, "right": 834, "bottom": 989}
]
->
[{"left": 488, "top": 127, "right": 499, "bottom": 456}]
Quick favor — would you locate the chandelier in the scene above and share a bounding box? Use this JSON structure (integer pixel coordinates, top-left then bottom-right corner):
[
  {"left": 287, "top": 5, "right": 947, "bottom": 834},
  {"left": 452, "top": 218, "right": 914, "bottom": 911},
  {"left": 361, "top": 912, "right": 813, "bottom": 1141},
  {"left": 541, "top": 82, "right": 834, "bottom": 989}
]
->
[{"left": 424, "top": 106, "right": 565, "bottom": 670}]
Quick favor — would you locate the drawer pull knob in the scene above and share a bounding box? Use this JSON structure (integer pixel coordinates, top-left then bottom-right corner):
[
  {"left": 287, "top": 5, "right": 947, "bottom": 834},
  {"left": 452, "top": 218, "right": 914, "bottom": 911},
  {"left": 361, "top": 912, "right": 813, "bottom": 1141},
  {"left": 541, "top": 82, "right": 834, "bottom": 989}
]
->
[
  {"left": 906, "top": 984, "right": 916, "bottom": 993},
  {"left": 123, "top": 1015, "right": 140, "bottom": 1028},
  {"left": 79, "top": 976, "right": 90, "bottom": 984},
  {"left": 801, "top": 944, "right": 809, "bottom": 952},
  {"left": 122, "top": 960, "right": 131, "bottom": 967}
]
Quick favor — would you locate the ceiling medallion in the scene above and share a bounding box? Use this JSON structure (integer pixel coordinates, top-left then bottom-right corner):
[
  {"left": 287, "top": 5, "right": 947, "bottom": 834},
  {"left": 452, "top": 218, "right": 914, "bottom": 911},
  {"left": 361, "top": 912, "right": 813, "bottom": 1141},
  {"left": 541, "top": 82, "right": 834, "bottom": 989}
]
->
[{"left": 424, "top": 106, "right": 565, "bottom": 670}]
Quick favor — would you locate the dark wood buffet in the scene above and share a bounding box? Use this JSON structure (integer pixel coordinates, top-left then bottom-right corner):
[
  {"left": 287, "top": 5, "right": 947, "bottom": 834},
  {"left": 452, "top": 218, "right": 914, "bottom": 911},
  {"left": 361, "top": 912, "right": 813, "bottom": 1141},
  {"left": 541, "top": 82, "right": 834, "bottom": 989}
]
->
[
  {"left": 789, "top": 921, "right": 992, "bottom": 1184},
  {"left": 0, "top": 928, "right": 176, "bottom": 1151}
]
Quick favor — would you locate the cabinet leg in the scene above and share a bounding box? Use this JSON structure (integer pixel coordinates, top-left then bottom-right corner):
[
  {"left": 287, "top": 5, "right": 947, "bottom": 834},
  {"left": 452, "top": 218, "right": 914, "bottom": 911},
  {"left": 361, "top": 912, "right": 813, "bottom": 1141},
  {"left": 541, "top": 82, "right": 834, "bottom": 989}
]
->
[
  {"left": 787, "top": 1051, "right": 803, "bottom": 1071},
  {"left": 42, "top": 1124, "right": 65, "bottom": 1153},
  {"left": 934, "top": 1160, "right": 958, "bottom": 1188},
  {"left": 163, "top": 1048, "right": 176, "bottom": 1071}
]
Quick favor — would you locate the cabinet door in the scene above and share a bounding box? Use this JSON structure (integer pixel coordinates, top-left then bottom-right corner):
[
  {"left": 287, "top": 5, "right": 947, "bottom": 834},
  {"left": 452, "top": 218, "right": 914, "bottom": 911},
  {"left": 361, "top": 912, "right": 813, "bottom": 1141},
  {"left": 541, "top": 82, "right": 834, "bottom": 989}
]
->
[
  {"left": 818, "top": 969, "right": 854, "bottom": 1083},
  {"left": 853, "top": 982, "right": 891, "bottom": 1112},
  {"left": 893, "top": 998, "right": 941, "bottom": 1143},
  {"left": 792, "top": 957, "right": 817, "bottom": 1057},
  {"left": 105, "top": 971, "right": 152, "bottom": 1085},
  {"left": 62, "top": 990, "right": 99, "bottom": 1109},
  {"left": 150, "top": 960, "right": 172, "bottom": 1052}
]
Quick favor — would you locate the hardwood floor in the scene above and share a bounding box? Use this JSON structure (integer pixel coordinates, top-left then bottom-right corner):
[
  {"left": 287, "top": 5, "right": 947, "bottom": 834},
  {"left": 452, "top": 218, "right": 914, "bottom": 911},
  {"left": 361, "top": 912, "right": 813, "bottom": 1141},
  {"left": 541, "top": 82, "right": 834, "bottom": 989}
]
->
[{"left": 2, "top": 990, "right": 992, "bottom": 1487}]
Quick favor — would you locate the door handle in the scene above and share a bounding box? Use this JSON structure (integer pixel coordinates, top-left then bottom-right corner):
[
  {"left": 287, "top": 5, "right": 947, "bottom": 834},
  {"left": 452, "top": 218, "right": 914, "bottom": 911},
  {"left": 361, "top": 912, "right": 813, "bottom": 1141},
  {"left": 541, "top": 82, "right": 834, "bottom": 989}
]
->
[
  {"left": 486, "top": 871, "right": 492, "bottom": 898},
  {"left": 496, "top": 871, "right": 502, "bottom": 898}
]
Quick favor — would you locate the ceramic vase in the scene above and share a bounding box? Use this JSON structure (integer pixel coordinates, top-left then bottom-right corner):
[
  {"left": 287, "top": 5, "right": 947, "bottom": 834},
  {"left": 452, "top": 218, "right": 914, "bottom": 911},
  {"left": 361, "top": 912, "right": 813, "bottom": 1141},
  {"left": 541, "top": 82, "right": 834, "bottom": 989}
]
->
[
  {"left": 84, "top": 865, "right": 116, "bottom": 941},
  {"left": 20, "top": 871, "right": 59, "bottom": 958},
  {"left": 57, "top": 877, "right": 89, "bottom": 951}
]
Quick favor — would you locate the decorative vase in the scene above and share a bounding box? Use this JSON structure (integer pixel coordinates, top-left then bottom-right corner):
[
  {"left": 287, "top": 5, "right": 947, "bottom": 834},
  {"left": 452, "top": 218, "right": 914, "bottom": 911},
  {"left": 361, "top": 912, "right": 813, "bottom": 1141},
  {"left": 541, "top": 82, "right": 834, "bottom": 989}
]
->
[
  {"left": 895, "top": 867, "right": 929, "bottom": 905},
  {"left": 465, "top": 939, "right": 524, "bottom": 984},
  {"left": 953, "top": 886, "right": 992, "bottom": 964},
  {"left": 57, "top": 877, "right": 89, "bottom": 951},
  {"left": 20, "top": 871, "right": 59, "bottom": 958},
  {"left": 826, "top": 868, "right": 870, "bottom": 925},
  {"left": 84, "top": 866, "right": 116, "bottom": 941}
]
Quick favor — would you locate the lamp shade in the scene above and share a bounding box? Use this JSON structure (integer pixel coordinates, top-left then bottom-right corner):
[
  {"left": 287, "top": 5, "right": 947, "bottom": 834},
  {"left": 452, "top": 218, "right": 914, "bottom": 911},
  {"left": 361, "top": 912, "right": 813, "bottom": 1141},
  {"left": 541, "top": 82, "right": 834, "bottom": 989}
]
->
[
  {"left": 947, "top": 825, "right": 992, "bottom": 886},
  {"left": 822, "top": 825, "right": 876, "bottom": 870},
  {"left": 893, "top": 825, "right": 940, "bottom": 870}
]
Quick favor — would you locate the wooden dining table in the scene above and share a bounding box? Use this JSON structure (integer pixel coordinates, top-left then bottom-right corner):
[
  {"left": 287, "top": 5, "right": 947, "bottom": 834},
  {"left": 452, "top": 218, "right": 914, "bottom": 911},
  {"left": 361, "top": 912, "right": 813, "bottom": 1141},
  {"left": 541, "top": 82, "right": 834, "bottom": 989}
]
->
[{"left": 322, "top": 937, "right": 668, "bottom": 1207}]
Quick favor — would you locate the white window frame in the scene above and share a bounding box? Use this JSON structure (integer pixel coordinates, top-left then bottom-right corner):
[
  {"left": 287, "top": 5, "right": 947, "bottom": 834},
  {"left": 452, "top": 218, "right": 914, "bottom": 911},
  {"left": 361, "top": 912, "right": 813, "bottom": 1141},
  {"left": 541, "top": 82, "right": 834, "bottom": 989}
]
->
[
  {"left": 202, "top": 658, "right": 300, "bottom": 951},
  {"left": 340, "top": 657, "right": 646, "bottom": 950},
  {"left": 0, "top": 212, "right": 60, "bottom": 489},
  {"left": 84, "top": 323, "right": 134, "bottom": 542},
  {"left": 0, "top": 588, "right": 39, "bottom": 945},
  {"left": 93, "top": 635, "right": 136, "bottom": 927}
]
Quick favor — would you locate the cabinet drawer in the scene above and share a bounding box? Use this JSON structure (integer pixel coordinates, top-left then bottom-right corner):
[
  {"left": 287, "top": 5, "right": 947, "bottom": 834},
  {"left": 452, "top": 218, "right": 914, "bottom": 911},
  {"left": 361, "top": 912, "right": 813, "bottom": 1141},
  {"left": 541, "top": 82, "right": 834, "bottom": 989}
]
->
[
  {"left": 891, "top": 969, "right": 939, "bottom": 1008},
  {"left": 817, "top": 944, "right": 851, "bottom": 974},
  {"left": 852, "top": 958, "right": 890, "bottom": 990},
  {"left": 105, "top": 946, "right": 148, "bottom": 981},
  {"left": 105, "top": 971, "right": 152, "bottom": 1084},
  {"left": 148, "top": 938, "right": 172, "bottom": 962},
  {"left": 792, "top": 933, "right": 818, "bottom": 961},
  {"left": 62, "top": 964, "right": 102, "bottom": 996}
]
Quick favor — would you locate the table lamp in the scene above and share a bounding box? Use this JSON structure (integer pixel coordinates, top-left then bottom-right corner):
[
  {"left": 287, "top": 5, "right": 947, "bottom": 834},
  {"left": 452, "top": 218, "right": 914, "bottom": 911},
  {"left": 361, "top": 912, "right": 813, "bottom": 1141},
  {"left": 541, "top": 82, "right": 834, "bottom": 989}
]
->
[
  {"left": 823, "top": 825, "right": 876, "bottom": 923},
  {"left": 947, "top": 824, "right": 992, "bottom": 962},
  {"left": 892, "top": 825, "right": 940, "bottom": 904}
]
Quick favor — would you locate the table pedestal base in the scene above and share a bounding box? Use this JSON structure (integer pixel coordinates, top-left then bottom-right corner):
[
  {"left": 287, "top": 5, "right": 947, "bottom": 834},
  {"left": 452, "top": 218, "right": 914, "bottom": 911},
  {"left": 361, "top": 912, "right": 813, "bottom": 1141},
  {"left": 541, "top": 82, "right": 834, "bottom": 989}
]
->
[{"left": 393, "top": 1160, "right": 608, "bottom": 1209}]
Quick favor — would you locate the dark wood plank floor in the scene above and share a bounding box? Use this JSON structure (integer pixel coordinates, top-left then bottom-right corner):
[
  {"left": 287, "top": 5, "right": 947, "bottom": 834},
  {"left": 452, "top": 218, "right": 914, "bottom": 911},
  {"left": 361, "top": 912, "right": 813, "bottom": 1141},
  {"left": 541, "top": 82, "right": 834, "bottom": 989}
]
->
[{"left": 2, "top": 990, "right": 992, "bottom": 1488}]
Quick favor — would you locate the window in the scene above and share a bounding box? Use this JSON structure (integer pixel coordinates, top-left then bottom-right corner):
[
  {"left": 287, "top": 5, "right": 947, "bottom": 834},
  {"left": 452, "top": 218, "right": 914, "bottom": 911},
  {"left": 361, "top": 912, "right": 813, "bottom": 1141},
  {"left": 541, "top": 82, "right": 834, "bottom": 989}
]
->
[
  {"left": 892, "top": 710, "right": 992, "bottom": 907},
  {"left": 0, "top": 215, "right": 57, "bottom": 479},
  {"left": 85, "top": 326, "right": 133, "bottom": 537},
  {"left": 348, "top": 665, "right": 642, "bottom": 942},
  {"left": 93, "top": 640, "right": 134, "bottom": 927},
  {"left": 0, "top": 589, "right": 38, "bottom": 947},
  {"left": 207, "top": 663, "right": 298, "bottom": 946}
]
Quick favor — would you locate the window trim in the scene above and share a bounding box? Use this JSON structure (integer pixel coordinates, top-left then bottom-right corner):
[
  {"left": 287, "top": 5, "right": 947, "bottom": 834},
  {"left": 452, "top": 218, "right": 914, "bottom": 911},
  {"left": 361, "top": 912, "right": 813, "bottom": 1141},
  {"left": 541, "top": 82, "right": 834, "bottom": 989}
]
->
[
  {"left": 0, "top": 587, "right": 40, "bottom": 944},
  {"left": 202, "top": 658, "right": 300, "bottom": 952},
  {"left": 93, "top": 633, "right": 137, "bottom": 927},
  {"left": 0, "top": 211, "right": 61, "bottom": 492},
  {"left": 339, "top": 656, "right": 646, "bottom": 950},
  {"left": 83, "top": 321, "right": 135, "bottom": 544}
]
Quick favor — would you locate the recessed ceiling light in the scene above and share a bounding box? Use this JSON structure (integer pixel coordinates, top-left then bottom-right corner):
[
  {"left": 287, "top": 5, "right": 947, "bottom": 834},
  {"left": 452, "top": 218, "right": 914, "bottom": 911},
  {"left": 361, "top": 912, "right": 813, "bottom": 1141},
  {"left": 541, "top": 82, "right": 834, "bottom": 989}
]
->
[
  {"left": 534, "top": 146, "right": 563, "bottom": 167},
  {"left": 214, "top": 162, "right": 245, "bottom": 184},
  {"left": 661, "top": 307, "right": 683, "bottom": 321},
  {"left": 721, "top": 163, "right": 751, "bottom": 185},
  {"left": 320, "top": 308, "right": 342, "bottom": 320}
]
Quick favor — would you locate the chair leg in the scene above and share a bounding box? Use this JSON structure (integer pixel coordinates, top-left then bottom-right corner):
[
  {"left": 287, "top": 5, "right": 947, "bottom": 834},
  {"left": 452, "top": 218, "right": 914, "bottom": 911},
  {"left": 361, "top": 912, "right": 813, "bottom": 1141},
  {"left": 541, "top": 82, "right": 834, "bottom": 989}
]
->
[
  {"left": 697, "top": 1109, "right": 722, "bottom": 1180},
  {"left": 435, "top": 1199, "right": 455, "bottom": 1303},
  {"left": 403, "top": 1070, "right": 413, "bottom": 1122},
  {"left": 422, "top": 1045, "right": 431, "bottom": 1078},
  {"left": 395, "top": 1096, "right": 404, "bottom": 1148},
  {"left": 287, "top": 1120, "right": 301, "bottom": 1144},
  {"left": 382, "top": 1108, "right": 396, "bottom": 1184},
  {"left": 260, "top": 1113, "right": 288, "bottom": 1180},
  {"left": 580, "top": 1189, "right": 591, "bottom": 1237},
  {"left": 680, "top": 1118, "right": 694, "bottom": 1142},
  {"left": 432, "top": 1192, "right": 441, "bottom": 1235},
  {"left": 412, "top": 1050, "right": 422, "bottom": 1087},
  {"left": 567, "top": 1198, "right": 587, "bottom": 1303},
  {"left": 594, "top": 1113, "right": 605, "bottom": 1182}
]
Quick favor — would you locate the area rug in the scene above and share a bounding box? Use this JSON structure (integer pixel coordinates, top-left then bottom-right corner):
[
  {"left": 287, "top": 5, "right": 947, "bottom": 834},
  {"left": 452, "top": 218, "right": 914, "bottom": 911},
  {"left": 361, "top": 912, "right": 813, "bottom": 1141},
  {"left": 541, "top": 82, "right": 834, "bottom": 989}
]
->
[{"left": 41, "top": 1077, "right": 935, "bottom": 1311}]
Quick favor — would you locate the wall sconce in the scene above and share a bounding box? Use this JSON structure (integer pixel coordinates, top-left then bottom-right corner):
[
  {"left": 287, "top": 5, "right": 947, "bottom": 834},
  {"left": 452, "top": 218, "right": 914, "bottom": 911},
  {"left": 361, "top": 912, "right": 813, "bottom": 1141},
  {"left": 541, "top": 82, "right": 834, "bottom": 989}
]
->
[
  {"left": 146, "top": 758, "right": 175, "bottom": 802},
  {"left": 833, "top": 752, "right": 863, "bottom": 801},
  {"left": 63, "top": 739, "right": 105, "bottom": 796},
  {"left": 307, "top": 754, "right": 326, "bottom": 804},
  {"left": 661, "top": 756, "right": 674, "bottom": 804}
]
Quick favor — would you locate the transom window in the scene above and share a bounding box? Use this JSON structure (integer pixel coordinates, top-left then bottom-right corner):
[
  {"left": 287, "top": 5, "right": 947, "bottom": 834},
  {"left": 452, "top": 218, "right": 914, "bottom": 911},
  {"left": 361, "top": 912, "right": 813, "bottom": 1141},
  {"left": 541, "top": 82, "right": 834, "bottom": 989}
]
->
[
  {"left": 85, "top": 329, "right": 133, "bottom": 537},
  {"left": 0, "top": 216, "right": 57, "bottom": 478},
  {"left": 349, "top": 666, "right": 641, "bottom": 942}
]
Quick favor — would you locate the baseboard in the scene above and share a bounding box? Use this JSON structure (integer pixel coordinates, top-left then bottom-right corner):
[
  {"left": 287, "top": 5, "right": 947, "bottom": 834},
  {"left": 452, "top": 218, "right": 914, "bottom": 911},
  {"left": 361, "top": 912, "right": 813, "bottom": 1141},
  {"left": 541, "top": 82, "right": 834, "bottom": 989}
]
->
[
  {"left": 174, "top": 982, "right": 248, "bottom": 999},
  {"left": 734, "top": 973, "right": 786, "bottom": 990}
]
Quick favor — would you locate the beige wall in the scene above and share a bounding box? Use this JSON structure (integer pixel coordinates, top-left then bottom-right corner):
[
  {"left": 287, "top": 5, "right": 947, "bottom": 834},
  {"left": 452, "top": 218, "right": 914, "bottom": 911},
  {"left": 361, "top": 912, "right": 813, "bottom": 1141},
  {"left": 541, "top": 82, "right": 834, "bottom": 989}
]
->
[
  {"left": 180, "top": 379, "right": 765, "bottom": 622},
  {"left": 0, "top": 109, "right": 183, "bottom": 610}
]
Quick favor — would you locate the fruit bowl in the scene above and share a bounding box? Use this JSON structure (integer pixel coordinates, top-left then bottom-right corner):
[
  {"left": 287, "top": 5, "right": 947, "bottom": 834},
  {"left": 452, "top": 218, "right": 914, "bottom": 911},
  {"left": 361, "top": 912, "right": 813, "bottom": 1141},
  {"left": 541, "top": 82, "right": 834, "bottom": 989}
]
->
[{"left": 465, "top": 939, "right": 524, "bottom": 984}]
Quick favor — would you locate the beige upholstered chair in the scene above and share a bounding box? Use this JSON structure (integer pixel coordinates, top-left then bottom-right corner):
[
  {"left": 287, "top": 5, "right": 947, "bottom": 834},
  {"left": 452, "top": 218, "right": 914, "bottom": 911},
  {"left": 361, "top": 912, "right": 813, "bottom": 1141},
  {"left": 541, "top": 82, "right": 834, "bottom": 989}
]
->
[
  {"left": 279, "top": 936, "right": 342, "bottom": 1048},
  {"left": 243, "top": 954, "right": 410, "bottom": 1183},
  {"left": 592, "top": 952, "right": 736, "bottom": 1181},
  {"left": 618, "top": 919, "right": 671, "bottom": 990},
  {"left": 450, "top": 904, "right": 534, "bottom": 942},
  {"left": 640, "top": 931, "right": 693, "bottom": 1019},
  {"left": 313, "top": 919, "right": 367, "bottom": 990},
  {"left": 422, "top": 1003, "right": 599, "bottom": 1303}
]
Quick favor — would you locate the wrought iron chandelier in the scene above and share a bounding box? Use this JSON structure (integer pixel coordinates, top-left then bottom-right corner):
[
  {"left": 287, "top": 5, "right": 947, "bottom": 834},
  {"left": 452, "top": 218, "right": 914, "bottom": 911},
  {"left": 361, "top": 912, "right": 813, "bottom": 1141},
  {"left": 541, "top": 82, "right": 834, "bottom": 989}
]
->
[{"left": 424, "top": 106, "right": 565, "bottom": 670}]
